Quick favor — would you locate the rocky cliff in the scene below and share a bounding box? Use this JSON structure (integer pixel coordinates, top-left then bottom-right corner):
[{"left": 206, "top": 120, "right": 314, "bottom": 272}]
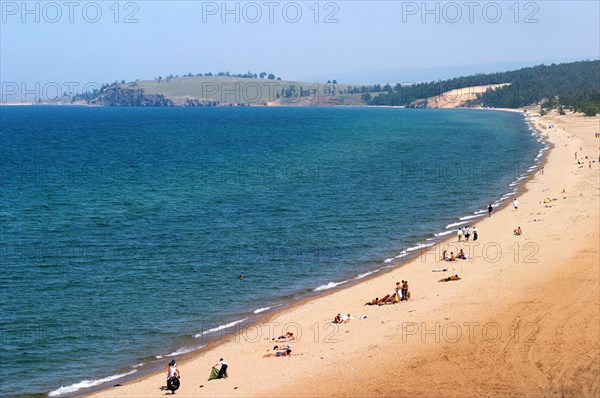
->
[{"left": 88, "top": 87, "right": 174, "bottom": 107}]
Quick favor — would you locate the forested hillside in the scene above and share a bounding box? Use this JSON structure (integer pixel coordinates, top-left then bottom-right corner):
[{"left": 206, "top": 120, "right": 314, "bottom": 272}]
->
[{"left": 370, "top": 60, "right": 600, "bottom": 115}]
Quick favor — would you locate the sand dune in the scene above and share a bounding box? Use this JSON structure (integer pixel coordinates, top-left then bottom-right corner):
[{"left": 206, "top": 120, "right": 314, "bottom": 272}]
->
[{"left": 415, "top": 83, "right": 511, "bottom": 108}]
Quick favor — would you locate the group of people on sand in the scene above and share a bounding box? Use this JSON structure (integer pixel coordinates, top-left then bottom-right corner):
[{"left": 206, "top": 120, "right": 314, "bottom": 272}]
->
[
  {"left": 163, "top": 357, "right": 229, "bottom": 394},
  {"left": 264, "top": 332, "right": 296, "bottom": 358},
  {"left": 333, "top": 313, "right": 353, "bottom": 323},
  {"left": 457, "top": 226, "right": 478, "bottom": 242},
  {"left": 441, "top": 249, "right": 467, "bottom": 261},
  {"left": 364, "top": 280, "right": 410, "bottom": 306}
]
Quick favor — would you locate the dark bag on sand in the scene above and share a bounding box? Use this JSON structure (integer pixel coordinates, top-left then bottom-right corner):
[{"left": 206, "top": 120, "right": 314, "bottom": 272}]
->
[{"left": 167, "top": 376, "right": 180, "bottom": 391}]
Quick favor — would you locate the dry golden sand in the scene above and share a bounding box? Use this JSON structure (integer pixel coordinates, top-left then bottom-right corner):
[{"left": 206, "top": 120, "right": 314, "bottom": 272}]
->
[{"left": 88, "top": 109, "right": 599, "bottom": 398}]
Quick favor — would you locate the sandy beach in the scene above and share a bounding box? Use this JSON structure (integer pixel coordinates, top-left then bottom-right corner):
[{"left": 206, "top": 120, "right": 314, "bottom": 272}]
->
[{"left": 88, "top": 108, "right": 599, "bottom": 398}]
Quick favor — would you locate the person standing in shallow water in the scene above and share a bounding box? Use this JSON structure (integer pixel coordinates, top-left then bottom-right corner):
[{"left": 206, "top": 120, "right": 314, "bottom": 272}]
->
[{"left": 488, "top": 204, "right": 493, "bottom": 217}]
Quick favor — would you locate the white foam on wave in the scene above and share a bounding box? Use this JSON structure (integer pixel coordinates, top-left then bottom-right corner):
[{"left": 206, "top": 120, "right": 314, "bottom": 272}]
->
[
  {"left": 314, "top": 280, "right": 349, "bottom": 291},
  {"left": 459, "top": 214, "right": 485, "bottom": 221},
  {"left": 253, "top": 307, "right": 271, "bottom": 314},
  {"left": 194, "top": 319, "right": 248, "bottom": 338},
  {"left": 384, "top": 257, "right": 394, "bottom": 263},
  {"left": 445, "top": 221, "right": 469, "bottom": 229},
  {"left": 406, "top": 242, "right": 434, "bottom": 252},
  {"left": 435, "top": 230, "right": 455, "bottom": 237},
  {"left": 355, "top": 269, "right": 380, "bottom": 279},
  {"left": 165, "top": 345, "right": 205, "bottom": 357},
  {"left": 48, "top": 370, "right": 138, "bottom": 396}
]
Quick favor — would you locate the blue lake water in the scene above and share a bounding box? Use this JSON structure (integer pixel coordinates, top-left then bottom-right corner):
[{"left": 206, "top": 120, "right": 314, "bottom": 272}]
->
[{"left": 0, "top": 106, "right": 544, "bottom": 396}]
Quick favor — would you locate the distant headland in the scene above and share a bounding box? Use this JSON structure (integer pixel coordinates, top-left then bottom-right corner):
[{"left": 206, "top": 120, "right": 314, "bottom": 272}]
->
[{"left": 3, "top": 60, "right": 599, "bottom": 116}]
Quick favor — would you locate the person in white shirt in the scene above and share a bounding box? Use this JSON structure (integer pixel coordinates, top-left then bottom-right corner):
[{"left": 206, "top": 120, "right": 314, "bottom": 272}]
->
[
  {"left": 166, "top": 359, "right": 180, "bottom": 390},
  {"left": 214, "top": 358, "right": 228, "bottom": 379}
]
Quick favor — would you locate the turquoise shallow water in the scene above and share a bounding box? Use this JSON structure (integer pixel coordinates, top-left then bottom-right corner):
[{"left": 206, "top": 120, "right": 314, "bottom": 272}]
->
[{"left": 0, "top": 106, "right": 544, "bottom": 396}]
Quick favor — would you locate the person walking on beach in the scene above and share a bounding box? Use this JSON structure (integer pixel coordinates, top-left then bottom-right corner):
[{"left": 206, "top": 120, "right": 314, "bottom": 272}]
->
[
  {"left": 214, "top": 358, "right": 228, "bottom": 379},
  {"left": 513, "top": 198, "right": 519, "bottom": 210},
  {"left": 488, "top": 204, "right": 493, "bottom": 217},
  {"left": 166, "top": 359, "right": 180, "bottom": 393},
  {"left": 457, "top": 228, "right": 464, "bottom": 242},
  {"left": 473, "top": 226, "right": 478, "bottom": 241}
]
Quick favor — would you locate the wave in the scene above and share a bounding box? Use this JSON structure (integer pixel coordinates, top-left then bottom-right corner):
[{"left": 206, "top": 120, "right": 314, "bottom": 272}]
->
[
  {"left": 253, "top": 307, "right": 271, "bottom": 314},
  {"left": 459, "top": 214, "right": 485, "bottom": 221},
  {"left": 407, "top": 242, "right": 435, "bottom": 252},
  {"left": 445, "top": 221, "right": 469, "bottom": 229},
  {"left": 355, "top": 269, "right": 380, "bottom": 279},
  {"left": 314, "top": 280, "right": 348, "bottom": 291},
  {"left": 164, "top": 345, "right": 206, "bottom": 357},
  {"left": 194, "top": 319, "right": 248, "bottom": 338},
  {"left": 48, "top": 370, "right": 137, "bottom": 396}
]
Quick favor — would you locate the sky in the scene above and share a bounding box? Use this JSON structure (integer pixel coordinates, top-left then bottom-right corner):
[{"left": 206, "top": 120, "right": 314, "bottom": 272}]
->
[{"left": 1, "top": 0, "right": 599, "bottom": 94}]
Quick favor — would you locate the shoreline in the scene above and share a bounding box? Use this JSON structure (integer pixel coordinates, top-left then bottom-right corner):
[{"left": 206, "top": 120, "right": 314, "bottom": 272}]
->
[{"left": 59, "top": 106, "right": 567, "bottom": 397}]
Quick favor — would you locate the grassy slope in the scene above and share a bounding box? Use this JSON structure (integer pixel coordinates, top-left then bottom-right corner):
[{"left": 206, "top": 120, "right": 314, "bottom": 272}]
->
[{"left": 130, "top": 76, "right": 364, "bottom": 105}]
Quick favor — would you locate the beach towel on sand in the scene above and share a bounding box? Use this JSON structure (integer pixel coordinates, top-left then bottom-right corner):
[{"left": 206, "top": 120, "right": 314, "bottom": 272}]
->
[{"left": 209, "top": 367, "right": 228, "bottom": 380}]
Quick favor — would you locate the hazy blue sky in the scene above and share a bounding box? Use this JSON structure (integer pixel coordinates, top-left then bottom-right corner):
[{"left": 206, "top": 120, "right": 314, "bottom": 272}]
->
[{"left": 1, "top": 0, "right": 599, "bottom": 89}]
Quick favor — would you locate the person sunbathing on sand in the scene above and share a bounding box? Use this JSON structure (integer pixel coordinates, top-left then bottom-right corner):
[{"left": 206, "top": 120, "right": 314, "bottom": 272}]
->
[
  {"left": 365, "top": 298, "right": 379, "bottom": 306},
  {"left": 271, "top": 344, "right": 291, "bottom": 352},
  {"left": 263, "top": 349, "right": 292, "bottom": 358},
  {"left": 379, "top": 293, "right": 397, "bottom": 305},
  {"left": 439, "top": 274, "right": 461, "bottom": 282},
  {"left": 449, "top": 252, "right": 456, "bottom": 261},
  {"left": 333, "top": 314, "right": 343, "bottom": 323},
  {"left": 514, "top": 226, "right": 522, "bottom": 235},
  {"left": 272, "top": 332, "right": 295, "bottom": 342},
  {"left": 457, "top": 249, "right": 466, "bottom": 260},
  {"left": 378, "top": 294, "right": 391, "bottom": 304}
]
